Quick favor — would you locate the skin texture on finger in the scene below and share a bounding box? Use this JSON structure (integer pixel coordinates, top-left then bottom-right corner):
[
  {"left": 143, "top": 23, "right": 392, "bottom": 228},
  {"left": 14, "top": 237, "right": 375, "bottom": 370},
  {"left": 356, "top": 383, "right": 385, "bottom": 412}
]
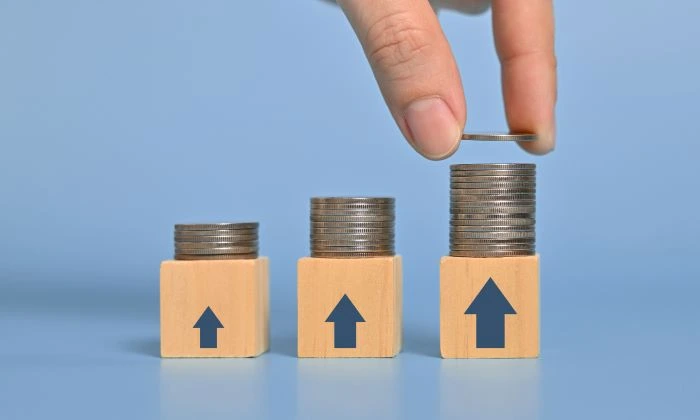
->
[
  {"left": 338, "top": 0, "right": 466, "bottom": 160},
  {"left": 492, "top": 0, "right": 557, "bottom": 154}
]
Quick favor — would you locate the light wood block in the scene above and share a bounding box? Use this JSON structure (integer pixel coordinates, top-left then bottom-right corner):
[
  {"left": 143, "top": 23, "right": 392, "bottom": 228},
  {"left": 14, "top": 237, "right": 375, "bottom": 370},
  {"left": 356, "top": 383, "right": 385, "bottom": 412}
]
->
[
  {"left": 160, "top": 257, "right": 269, "bottom": 358},
  {"left": 297, "top": 256, "right": 402, "bottom": 358},
  {"left": 440, "top": 255, "right": 539, "bottom": 358}
]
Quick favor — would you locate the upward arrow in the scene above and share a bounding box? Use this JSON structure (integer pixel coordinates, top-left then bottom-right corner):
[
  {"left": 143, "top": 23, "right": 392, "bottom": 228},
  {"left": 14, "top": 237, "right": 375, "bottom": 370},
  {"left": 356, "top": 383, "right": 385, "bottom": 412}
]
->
[
  {"left": 193, "top": 306, "right": 224, "bottom": 349},
  {"left": 325, "top": 294, "right": 365, "bottom": 348},
  {"left": 465, "top": 278, "right": 516, "bottom": 349}
]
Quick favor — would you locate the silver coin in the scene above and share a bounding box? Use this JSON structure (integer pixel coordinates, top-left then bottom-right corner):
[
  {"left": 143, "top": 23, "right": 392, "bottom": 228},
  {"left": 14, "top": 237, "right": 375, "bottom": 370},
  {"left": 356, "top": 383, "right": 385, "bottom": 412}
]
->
[
  {"left": 450, "top": 218, "right": 534, "bottom": 227},
  {"left": 311, "top": 246, "right": 394, "bottom": 251},
  {"left": 449, "top": 250, "right": 535, "bottom": 257},
  {"left": 461, "top": 133, "right": 538, "bottom": 142},
  {"left": 312, "top": 242, "right": 394, "bottom": 248},
  {"left": 311, "top": 202, "right": 394, "bottom": 208},
  {"left": 175, "top": 222, "right": 258, "bottom": 231},
  {"left": 173, "top": 228, "right": 257, "bottom": 236},
  {"left": 450, "top": 242, "right": 535, "bottom": 250},
  {"left": 451, "top": 212, "right": 534, "bottom": 219},
  {"left": 450, "top": 206, "right": 535, "bottom": 215},
  {"left": 450, "top": 182, "right": 536, "bottom": 191},
  {"left": 450, "top": 185, "right": 535, "bottom": 191},
  {"left": 175, "top": 253, "right": 258, "bottom": 260},
  {"left": 312, "top": 227, "right": 394, "bottom": 234},
  {"left": 451, "top": 163, "right": 535, "bottom": 171},
  {"left": 450, "top": 175, "right": 536, "bottom": 182},
  {"left": 451, "top": 194, "right": 535, "bottom": 201},
  {"left": 175, "top": 246, "right": 258, "bottom": 254},
  {"left": 450, "top": 203, "right": 535, "bottom": 211},
  {"left": 311, "top": 221, "right": 394, "bottom": 228},
  {"left": 311, "top": 251, "right": 394, "bottom": 258},
  {"left": 311, "top": 215, "right": 395, "bottom": 222},
  {"left": 450, "top": 230, "right": 535, "bottom": 239},
  {"left": 450, "top": 225, "right": 534, "bottom": 232},
  {"left": 175, "top": 241, "right": 258, "bottom": 248},
  {"left": 312, "top": 236, "right": 394, "bottom": 242},
  {"left": 311, "top": 197, "right": 395, "bottom": 205},
  {"left": 175, "top": 234, "right": 258, "bottom": 242},
  {"left": 450, "top": 245, "right": 535, "bottom": 251},
  {"left": 450, "top": 237, "right": 535, "bottom": 244},
  {"left": 450, "top": 170, "right": 536, "bottom": 178},
  {"left": 311, "top": 208, "right": 394, "bottom": 216}
]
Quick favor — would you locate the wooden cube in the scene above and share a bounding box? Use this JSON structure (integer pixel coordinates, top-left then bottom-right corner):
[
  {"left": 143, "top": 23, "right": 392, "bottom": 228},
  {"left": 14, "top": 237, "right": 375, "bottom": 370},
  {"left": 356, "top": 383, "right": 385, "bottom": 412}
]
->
[
  {"left": 297, "top": 256, "right": 402, "bottom": 358},
  {"left": 440, "top": 255, "right": 539, "bottom": 358},
  {"left": 160, "top": 257, "right": 269, "bottom": 357}
]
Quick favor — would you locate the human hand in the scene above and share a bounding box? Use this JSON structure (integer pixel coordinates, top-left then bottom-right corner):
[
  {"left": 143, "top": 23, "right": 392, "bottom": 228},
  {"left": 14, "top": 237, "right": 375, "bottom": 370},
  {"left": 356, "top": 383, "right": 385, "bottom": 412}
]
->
[{"left": 336, "top": 0, "right": 557, "bottom": 159}]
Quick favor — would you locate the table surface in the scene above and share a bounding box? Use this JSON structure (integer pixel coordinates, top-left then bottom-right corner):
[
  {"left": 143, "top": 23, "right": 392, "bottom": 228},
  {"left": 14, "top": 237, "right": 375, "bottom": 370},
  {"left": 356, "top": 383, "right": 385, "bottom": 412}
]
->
[{"left": 2, "top": 252, "right": 698, "bottom": 420}]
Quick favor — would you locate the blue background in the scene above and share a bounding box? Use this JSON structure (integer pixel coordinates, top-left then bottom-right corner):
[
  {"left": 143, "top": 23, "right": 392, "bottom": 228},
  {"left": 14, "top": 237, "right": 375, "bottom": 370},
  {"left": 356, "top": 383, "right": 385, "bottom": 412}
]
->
[{"left": 1, "top": 1, "right": 699, "bottom": 419}]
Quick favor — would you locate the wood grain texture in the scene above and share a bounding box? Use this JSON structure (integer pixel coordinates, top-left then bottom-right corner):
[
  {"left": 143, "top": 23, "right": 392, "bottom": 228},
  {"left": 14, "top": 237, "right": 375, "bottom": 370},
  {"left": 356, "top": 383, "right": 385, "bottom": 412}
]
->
[
  {"left": 440, "top": 255, "right": 539, "bottom": 358},
  {"left": 160, "top": 257, "right": 269, "bottom": 358},
  {"left": 298, "top": 256, "right": 402, "bottom": 358}
]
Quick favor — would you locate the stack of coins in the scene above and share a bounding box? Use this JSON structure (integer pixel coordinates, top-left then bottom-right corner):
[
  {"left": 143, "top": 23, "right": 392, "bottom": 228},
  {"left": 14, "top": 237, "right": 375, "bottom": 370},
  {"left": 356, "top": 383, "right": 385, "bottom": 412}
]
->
[
  {"left": 174, "top": 222, "right": 259, "bottom": 260},
  {"left": 450, "top": 164, "right": 536, "bottom": 257},
  {"left": 310, "top": 197, "right": 395, "bottom": 258}
]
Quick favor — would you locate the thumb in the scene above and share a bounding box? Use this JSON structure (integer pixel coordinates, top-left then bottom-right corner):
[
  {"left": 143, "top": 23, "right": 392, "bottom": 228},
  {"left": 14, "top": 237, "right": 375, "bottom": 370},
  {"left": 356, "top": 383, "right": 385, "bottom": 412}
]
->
[{"left": 338, "top": 0, "right": 465, "bottom": 160}]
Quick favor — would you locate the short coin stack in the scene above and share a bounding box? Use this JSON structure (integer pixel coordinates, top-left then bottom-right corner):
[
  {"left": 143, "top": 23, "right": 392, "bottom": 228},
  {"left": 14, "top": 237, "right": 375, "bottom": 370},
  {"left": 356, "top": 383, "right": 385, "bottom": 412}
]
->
[
  {"left": 450, "top": 164, "right": 536, "bottom": 257},
  {"left": 174, "top": 222, "right": 259, "bottom": 260},
  {"left": 310, "top": 197, "right": 395, "bottom": 258}
]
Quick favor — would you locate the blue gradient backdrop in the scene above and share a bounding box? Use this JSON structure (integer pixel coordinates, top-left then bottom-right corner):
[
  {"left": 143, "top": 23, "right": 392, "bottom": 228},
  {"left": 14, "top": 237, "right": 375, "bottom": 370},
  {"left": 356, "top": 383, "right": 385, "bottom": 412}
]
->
[{"left": 1, "top": 1, "right": 698, "bottom": 419}]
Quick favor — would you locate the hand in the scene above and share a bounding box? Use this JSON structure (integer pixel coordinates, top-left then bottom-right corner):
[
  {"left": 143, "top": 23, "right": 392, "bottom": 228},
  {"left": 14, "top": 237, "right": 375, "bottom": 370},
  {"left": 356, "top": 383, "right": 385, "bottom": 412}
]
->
[{"left": 336, "top": 0, "right": 557, "bottom": 159}]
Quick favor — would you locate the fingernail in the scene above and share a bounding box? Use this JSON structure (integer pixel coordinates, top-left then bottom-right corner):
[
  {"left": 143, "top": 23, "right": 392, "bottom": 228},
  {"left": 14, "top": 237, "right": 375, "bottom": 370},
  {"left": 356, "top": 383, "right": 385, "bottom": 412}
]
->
[{"left": 404, "top": 97, "right": 462, "bottom": 160}]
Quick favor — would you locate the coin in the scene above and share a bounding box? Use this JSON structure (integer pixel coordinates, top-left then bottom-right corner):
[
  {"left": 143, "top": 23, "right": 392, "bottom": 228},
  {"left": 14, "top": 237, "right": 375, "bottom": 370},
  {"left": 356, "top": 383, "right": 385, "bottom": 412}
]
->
[
  {"left": 175, "top": 223, "right": 258, "bottom": 231},
  {"left": 311, "top": 208, "right": 394, "bottom": 216},
  {"left": 451, "top": 194, "right": 535, "bottom": 202},
  {"left": 451, "top": 163, "right": 535, "bottom": 170},
  {"left": 311, "top": 197, "right": 394, "bottom": 205},
  {"left": 174, "top": 234, "right": 258, "bottom": 242},
  {"left": 312, "top": 227, "right": 393, "bottom": 234},
  {"left": 461, "top": 133, "right": 538, "bottom": 142},
  {"left": 175, "top": 240, "right": 259, "bottom": 248},
  {"left": 311, "top": 215, "right": 395, "bottom": 222},
  {"left": 449, "top": 225, "right": 533, "bottom": 232},
  {"left": 450, "top": 250, "right": 535, "bottom": 257},
  {"left": 174, "top": 253, "right": 258, "bottom": 260},
  {"left": 310, "top": 196, "right": 395, "bottom": 258},
  {"left": 175, "top": 246, "right": 259, "bottom": 255},
  {"left": 310, "top": 251, "right": 394, "bottom": 258},
  {"left": 449, "top": 163, "right": 536, "bottom": 257}
]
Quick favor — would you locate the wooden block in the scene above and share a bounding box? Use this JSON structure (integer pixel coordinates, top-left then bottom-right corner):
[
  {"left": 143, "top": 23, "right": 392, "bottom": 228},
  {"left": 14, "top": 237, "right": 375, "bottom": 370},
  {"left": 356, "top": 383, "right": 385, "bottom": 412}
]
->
[
  {"left": 160, "top": 257, "right": 269, "bottom": 357},
  {"left": 297, "top": 256, "right": 402, "bottom": 358},
  {"left": 440, "top": 255, "right": 539, "bottom": 358}
]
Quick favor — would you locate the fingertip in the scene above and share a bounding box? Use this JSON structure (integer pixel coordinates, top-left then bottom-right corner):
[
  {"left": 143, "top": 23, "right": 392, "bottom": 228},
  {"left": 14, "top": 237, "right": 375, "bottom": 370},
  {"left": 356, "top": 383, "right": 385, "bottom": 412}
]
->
[
  {"left": 403, "top": 96, "right": 463, "bottom": 160},
  {"left": 518, "top": 127, "right": 555, "bottom": 155}
]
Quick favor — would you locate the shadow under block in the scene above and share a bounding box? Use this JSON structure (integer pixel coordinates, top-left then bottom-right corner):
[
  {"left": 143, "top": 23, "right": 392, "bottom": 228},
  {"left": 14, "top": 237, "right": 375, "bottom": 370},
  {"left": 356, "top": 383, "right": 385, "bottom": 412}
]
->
[
  {"left": 440, "top": 255, "right": 539, "bottom": 359},
  {"left": 297, "top": 256, "right": 402, "bottom": 358},
  {"left": 160, "top": 257, "right": 269, "bottom": 358}
]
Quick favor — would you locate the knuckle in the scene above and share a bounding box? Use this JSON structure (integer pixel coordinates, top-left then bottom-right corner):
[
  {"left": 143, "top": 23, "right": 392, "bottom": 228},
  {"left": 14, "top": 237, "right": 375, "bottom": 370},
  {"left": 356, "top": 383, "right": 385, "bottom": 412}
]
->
[{"left": 365, "top": 11, "right": 432, "bottom": 79}]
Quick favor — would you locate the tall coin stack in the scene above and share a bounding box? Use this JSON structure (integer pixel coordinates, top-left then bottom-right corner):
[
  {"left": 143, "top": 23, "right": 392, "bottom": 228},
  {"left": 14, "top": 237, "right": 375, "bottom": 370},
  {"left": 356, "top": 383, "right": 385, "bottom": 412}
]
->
[
  {"left": 450, "top": 164, "right": 536, "bottom": 257},
  {"left": 174, "top": 222, "right": 259, "bottom": 260},
  {"left": 310, "top": 197, "right": 395, "bottom": 258}
]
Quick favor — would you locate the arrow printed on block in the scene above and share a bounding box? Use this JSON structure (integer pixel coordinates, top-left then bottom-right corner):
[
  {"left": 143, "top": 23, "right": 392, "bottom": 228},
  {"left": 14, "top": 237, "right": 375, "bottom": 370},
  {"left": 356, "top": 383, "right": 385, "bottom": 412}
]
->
[
  {"left": 194, "top": 306, "right": 224, "bottom": 349},
  {"left": 325, "top": 294, "right": 365, "bottom": 348},
  {"left": 465, "top": 278, "right": 516, "bottom": 349}
]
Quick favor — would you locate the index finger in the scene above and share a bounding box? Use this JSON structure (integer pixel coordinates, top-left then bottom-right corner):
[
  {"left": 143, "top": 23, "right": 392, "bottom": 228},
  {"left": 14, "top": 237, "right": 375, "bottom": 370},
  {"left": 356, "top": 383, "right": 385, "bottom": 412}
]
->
[{"left": 492, "top": 0, "right": 557, "bottom": 154}]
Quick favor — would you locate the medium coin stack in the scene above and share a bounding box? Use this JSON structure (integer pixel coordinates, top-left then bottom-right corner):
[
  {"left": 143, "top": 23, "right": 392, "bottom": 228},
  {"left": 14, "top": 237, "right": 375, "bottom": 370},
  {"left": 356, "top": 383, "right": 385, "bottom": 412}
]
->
[
  {"left": 310, "top": 197, "right": 395, "bottom": 258},
  {"left": 174, "top": 222, "right": 259, "bottom": 260},
  {"left": 450, "top": 164, "right": 536, "bottom": 257}
]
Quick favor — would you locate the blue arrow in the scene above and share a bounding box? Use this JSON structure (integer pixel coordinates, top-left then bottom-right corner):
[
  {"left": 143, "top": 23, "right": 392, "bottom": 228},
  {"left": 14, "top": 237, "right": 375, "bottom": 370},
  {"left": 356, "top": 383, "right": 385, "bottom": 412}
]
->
[
  {"left": 325, "top": 294, "right": 365, "bottom": 348},
  {"left": 193, "top": 306, "right": 224, "bottom": 349},
  {"left": 465, "top": 278, "right": 516, "bottom": 348}
]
